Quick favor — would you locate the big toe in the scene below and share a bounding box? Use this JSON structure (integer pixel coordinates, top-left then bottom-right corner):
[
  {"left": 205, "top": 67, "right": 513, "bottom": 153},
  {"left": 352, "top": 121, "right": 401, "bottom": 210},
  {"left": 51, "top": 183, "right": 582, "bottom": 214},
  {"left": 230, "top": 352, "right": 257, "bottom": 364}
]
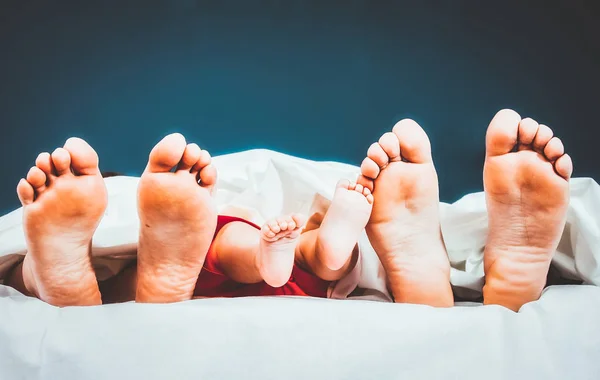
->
[
  {"left": 63, "top": 137, "right": 101, "bottom": 175},
  {"left": 147, "top": 133, "right": 187, "bottom": 173},
  {"left": 486, "top": 109, "right": 522, "bottom": 157},
  {"left": 391, "top": 119, "right": 433, "bottom": 163}
]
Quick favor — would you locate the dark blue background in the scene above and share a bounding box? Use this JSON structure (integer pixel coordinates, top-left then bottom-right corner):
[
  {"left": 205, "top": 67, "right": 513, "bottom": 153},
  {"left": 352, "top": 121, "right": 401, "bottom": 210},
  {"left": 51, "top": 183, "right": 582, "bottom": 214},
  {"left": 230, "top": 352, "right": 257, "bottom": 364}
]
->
[{"left": 1, "top": 0, "right": 599, "bottom": 215}]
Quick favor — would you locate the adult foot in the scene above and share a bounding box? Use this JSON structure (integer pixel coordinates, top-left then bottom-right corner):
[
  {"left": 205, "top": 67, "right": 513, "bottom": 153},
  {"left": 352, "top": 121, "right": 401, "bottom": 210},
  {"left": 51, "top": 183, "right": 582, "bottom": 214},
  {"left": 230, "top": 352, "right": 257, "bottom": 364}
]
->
[
  {"left": 316, "top": 180, "right": 373, "bottom": 271},
  {"left": 358, "top": 119, "right": 453, "bottom": 307},
  {"left": 136, "top": 133, "right": 218, "bottom": 303},
  {"left": 483, "top": 109, "right": 572, "bottom": 311},
  {"left": 17, "top": 138, "right": 106, "bottom": 306},
  {"left": 258, "top": 214, "right": 306, "bottom": 287}
]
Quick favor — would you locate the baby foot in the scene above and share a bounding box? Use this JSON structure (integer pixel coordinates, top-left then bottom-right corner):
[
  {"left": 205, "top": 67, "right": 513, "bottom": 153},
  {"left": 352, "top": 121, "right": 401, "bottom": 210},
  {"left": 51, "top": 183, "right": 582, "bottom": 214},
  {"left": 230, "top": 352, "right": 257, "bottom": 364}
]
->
[
  {"left": 136, "top": 133, "right": 218, "bottom": 303},
  {"left": 483, "top": 109, "right": 572, "bottom": 311},
  {"left": 316, "top": 180, "right": 373, "bottom": 271},
  {"left": 358, "top": 119, "right": 453, "bottom": 307},
  {"left": 258, "top": 214, "right": 307, "bottom": 288},
  {"left": 16, "top": 138, "right": 107, "bottom": 306}
]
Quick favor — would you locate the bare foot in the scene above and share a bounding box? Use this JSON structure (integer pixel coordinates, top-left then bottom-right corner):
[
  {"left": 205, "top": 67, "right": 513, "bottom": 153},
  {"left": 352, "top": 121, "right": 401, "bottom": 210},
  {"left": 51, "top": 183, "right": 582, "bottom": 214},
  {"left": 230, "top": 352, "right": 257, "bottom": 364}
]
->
[
  {"left": 358, "top": 119, "right": 453, "bottom": 307},
  {"left": 136, "top": 133, "right": 218, "bottom": 303},
  {"left": 316, "top": 180, "right": 373, "bottom": 271},
  {"left": 483, "top": 109, "right": 572, "bottom": 311},
  {"left": 258, "top": 214, "right": 306, "bottom": 287},
  {"left": 16, "top": 138, "right": 107, "bottom": 306}
]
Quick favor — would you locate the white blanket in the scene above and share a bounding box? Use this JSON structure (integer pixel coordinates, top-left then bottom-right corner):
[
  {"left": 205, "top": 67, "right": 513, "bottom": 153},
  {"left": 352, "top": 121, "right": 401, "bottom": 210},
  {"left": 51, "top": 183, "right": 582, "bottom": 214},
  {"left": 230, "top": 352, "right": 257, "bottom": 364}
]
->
[
  {"left": 0, "top": 149, "right": 599, "bottom": 379},
  {"left": 1, "top": 149, "right": 599, "bottom": 295}
]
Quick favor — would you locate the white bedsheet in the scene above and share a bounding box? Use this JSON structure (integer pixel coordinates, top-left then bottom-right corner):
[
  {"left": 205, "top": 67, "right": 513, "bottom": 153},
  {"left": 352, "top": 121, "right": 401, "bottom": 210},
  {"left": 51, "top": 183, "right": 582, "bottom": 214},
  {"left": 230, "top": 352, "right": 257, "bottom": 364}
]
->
[
  {"left": 0, "top": 285, "right": 599, "bottom": 380},
  {"left": 0, "top": 149, "right": 599, "bottom": 379}
]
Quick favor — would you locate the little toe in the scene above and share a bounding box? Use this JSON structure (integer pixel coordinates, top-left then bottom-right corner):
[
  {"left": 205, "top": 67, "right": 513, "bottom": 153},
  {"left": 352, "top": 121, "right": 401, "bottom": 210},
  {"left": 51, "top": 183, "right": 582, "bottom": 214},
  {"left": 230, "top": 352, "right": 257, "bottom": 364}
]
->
[
  {"left": 177, "top": 143, "right": 202, "bottom": 171},
  {"left": 554, "top": 154, "right": 573, "bottom": 180},
  {"left": 391, "top": 119, "right": 433, "bottom": 163},
  {"left": 544, "top": 137, "right": 565, "bottom": 162},
  {"left": 360, "top": 157, "right": 380, "bottom": 179},
  {"left": 378, "top": 132, "right": 401, "bottom": 161},
  {"left": 485, "top": 109, "right": 521, "bottom": 157},
  {"left": 51, "top": 148, "right": 72, "bottom": 176},
  {"left": 146, "top": 133, "right": 187, "bottom": 173},
  {"left": 26, "top": 166, "right": 47, "bottom": 191},
  {"left": 63, "top": 137, "right": 101, "bottom": 176},
  {"left": 197, "top": 164, "right": 217, "bottom": 187},
  {"left": 532, "top": 124, "right": 554, "bottom": 153},
  {"left": 17, "top": 178, "right": 35, "bottom": 205}
]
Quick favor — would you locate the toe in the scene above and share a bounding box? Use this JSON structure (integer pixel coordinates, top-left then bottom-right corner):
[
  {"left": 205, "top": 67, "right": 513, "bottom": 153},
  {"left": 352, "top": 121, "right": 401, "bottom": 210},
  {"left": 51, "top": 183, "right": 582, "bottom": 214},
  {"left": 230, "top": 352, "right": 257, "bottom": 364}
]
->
[
  {"left": 532, "top": 124, "right": 554, "bottom": 153},
  {"left": 35, "top": 152, "right": 55, "bottom": 178},
  {"left": 51, "top": 148, "right": 72, "bottom": 176},
  {"left": 17, "top": 179, "right": 35, "bottom": 205},
  {"left": 544, "top": 137, "right": 564, "bottom": 161},
  {"left": 192, "top": 150, "right": 212, "bottom": 172},
  {"left": 367, "top": 142, "right": 389, "bottom": 168},
  {"left": 378, "top": 132, "right": 401, "bottom": 161},
  {"left": 392, "top": 119, "right": 433, "bottom": 163},
  {"left": 146, "top": 133, "right": 187, "bottom": 173},
  {"left": 360, "top": 157, "right": 380, "bottom": 179},
  {"left": 286, "top": 217, "right": 297, "bottom": 230},
  {"left": 357, "top": 174, "right": 374, "bottom": 192},
  {"left": 485, "top": 109, "right": 521, "bottom": 156},
  {"left": 354, "top": 184, "right": 364, "bottom": 193},
  {"left": 267, "top": 219, "right": 281, "bottom": 234},
  {"left": 336, "top": 179, "right": 351, "bottom": 190},
  {"left": 366, "top": 193, "right": 374, "bottom": 204},
  {"left": 63, "top": 137, "right": 101, "bottom": 176},
  {"left": 362, "top": 186, "right": 371, "bottom": 196},
  {"left": 193, "top": 150, "right": 217, "bottom": 188},
  {"left": 518, "top": 118, "right": 539, "bottom": 146},
  {"left": 177, "top": 143, "right": 202, "bottom": 171},
  {"left": 277, "top": 218, "right": 288, "bottom": 231},
  {"left": 26, "top": 166, "right": 47, "bottom": 190},
  {"left": 291, "top": 213, "right": 307, "bottom": 228},
  {"left": 554, "top": 153, "right": 573, "bottom": 180},
  {"left": 262, "top": 225, "right": 277, "bottom": 239},
  {"left": 197, "top": 164, "right": 217, "bottom": 187}
]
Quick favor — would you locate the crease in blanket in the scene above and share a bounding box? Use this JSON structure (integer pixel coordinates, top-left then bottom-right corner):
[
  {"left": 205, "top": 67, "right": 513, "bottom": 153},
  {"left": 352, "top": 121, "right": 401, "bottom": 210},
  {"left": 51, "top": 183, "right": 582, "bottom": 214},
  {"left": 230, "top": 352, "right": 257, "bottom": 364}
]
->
[{"left": 0, "top": 149, "right": 598, "bottom": 301}]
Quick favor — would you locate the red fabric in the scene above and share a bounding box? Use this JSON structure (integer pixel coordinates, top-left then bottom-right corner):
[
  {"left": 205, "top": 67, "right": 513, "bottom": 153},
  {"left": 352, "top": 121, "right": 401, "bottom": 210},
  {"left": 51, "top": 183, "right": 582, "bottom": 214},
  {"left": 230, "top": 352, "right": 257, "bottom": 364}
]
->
[{"left": 193, "top": 215, "right": 330, "bottom": 298}]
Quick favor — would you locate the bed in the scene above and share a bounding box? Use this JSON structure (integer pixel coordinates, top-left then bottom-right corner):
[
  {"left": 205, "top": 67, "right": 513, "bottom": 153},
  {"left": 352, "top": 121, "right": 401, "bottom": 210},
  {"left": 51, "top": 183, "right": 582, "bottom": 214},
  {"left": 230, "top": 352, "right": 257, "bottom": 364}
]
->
[{"left": 1, "top": 149, "right": 599, "bottom": 379}]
